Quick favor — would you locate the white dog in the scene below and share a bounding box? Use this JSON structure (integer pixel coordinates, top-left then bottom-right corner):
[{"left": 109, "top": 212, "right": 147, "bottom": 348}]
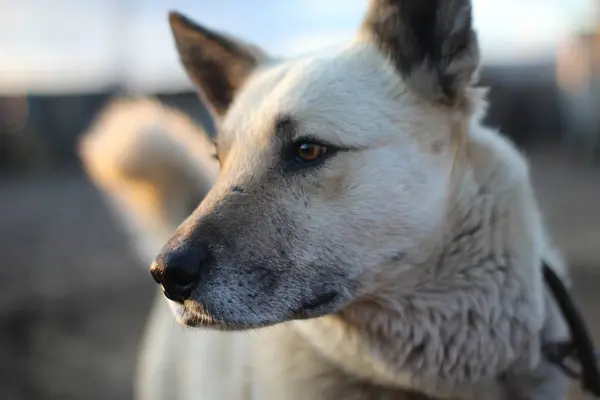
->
[{"left": 81, "top": 0, "right": 574, "bottom": 398}]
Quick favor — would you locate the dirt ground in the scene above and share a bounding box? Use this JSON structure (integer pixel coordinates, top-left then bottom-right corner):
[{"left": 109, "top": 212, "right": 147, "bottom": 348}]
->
[{"left": 0, "top": 146, "right": 598, "bottom": 400}]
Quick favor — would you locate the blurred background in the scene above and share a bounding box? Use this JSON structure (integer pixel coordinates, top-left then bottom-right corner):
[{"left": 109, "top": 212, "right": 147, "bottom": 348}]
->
[{"left": 1, "top": 0, "right": 600, "bottom": 399}]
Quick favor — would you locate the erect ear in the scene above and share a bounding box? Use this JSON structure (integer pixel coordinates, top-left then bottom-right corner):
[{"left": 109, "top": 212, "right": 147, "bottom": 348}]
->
[
  {"left": 169, "top": 12, "right": 267, "bottom": 119},
  {"left": 361, "top": 0, "right": 479, "bottom": 104}
]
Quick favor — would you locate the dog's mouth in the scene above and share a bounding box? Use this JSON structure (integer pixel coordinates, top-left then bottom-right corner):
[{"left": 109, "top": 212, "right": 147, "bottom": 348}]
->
[
  {"left": 169, "top": 291, "right": 342, "bottom": 330},
  {"left": 291, "top": 291, "right": 340, "bottom": 319}
]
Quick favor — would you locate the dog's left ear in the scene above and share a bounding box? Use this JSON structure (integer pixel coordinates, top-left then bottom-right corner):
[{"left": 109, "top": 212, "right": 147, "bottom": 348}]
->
[{"left": 361, "top": 0, "right": 479, "bottom": 104}]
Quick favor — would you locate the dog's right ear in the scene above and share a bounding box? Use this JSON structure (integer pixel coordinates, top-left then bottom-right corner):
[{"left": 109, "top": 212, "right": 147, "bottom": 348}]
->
[{"left": 169, "top": 12, "right": 267, "bottom": 120}]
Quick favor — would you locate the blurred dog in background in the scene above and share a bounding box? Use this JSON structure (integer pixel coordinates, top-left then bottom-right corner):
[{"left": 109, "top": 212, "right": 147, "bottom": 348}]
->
[{"left": 79, "top": 97, "right": 219, "bottom": 399}]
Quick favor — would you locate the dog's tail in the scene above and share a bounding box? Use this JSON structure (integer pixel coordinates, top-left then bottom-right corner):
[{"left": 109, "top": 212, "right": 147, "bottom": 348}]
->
[{"left": 78, "top": 97, "right": 218, "bottom": 265}]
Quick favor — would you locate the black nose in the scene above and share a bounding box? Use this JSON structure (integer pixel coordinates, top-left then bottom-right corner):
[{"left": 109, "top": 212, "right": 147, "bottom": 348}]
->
[{"left": 150, "top": 246, "right": 205, "bottom": 303}]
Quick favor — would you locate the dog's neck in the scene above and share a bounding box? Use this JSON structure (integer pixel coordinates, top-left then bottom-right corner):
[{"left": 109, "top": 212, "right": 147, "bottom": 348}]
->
[{"left": 293, "top": 121, "right": 548, "bottom": 397}]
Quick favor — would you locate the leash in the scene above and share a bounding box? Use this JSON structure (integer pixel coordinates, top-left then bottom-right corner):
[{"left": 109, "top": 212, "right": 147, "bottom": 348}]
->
[{"left": 542, "top": 261, "right": 600, "bottom": 397}]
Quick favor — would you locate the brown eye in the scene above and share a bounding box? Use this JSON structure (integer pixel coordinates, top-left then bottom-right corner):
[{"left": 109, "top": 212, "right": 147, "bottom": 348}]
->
[{"left": 295, "top": 143, "right": 328, "bottom": 163}]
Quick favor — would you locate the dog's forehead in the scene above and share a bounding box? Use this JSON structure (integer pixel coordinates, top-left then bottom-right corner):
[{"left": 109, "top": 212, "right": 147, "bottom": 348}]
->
[{"left": 219, "top": 44, "right": 408, "bottom": 149}]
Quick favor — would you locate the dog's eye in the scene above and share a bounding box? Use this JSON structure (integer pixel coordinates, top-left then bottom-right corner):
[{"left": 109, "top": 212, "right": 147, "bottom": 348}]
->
[{"left": 295, "top": 143, "right": 328, "bottom": 163}]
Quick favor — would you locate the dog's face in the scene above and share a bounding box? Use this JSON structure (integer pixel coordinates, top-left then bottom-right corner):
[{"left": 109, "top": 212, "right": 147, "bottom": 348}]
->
[{"left": 152, "top": 0, "right": 480, "bottom": 329}]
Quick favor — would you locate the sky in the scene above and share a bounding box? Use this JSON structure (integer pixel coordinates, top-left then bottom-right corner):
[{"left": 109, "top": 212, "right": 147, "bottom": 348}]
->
[{"left": 0, "top": 0, "right": 596, "bottom": 94}]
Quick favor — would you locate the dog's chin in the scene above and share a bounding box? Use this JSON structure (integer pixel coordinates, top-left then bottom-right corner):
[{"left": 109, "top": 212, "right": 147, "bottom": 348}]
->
[{"left": 165, "top": 291, "right": 343, "bottom": 331}]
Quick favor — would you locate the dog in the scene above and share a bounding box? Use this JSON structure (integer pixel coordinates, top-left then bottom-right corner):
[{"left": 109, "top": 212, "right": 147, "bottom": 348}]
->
[
  {"left": 78, "top": 97, "right": 222, "bottom": 399},
  {"left": 83, "top": 0, "right": 573, "bottom": 398}
]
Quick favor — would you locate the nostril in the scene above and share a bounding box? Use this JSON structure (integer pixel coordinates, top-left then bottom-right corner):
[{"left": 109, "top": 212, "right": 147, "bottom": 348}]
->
[{"left": 164, "top": 263, "right": 199, "bottom": 288}]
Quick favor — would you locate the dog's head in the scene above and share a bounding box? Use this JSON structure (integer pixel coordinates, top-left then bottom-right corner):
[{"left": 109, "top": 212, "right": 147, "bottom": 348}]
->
[{"left": 152, "top": 0, "right": 482, "bottom": 329}]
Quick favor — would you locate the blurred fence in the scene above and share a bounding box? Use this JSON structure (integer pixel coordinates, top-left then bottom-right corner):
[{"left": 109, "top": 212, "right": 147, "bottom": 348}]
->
[
  {"left": 1, "top": 58, "right": 597, "bottom": 175},
  {"left": 0, "top": 90, "right": 214, "bottom": 174},
  {"left": 557, "top": 29, "right": 600, "bottom": 159}
]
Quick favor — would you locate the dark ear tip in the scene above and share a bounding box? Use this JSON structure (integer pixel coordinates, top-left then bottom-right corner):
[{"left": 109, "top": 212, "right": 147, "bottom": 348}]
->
[
  {"left": 168, "top": 11, "right": 195, "bottom": 31},
  {"left": 168, "top": 11, "right": 183, "bottom": 25}
]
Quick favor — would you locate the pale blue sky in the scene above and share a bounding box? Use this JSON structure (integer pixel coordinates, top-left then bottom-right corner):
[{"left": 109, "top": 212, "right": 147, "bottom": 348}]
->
[{"left": 0, "top": 0, "right": 595, "bottom": 93}]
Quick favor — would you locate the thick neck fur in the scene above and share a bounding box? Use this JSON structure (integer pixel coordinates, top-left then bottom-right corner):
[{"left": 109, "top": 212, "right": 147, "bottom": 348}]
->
[{"left": 293, "top": 114, "right": 549, "bottom": 398}]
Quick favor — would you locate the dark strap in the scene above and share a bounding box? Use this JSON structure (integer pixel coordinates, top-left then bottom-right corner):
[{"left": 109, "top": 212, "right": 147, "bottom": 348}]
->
[{"left": 542, "top": 261, "right": 600, "bottom": 397}]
